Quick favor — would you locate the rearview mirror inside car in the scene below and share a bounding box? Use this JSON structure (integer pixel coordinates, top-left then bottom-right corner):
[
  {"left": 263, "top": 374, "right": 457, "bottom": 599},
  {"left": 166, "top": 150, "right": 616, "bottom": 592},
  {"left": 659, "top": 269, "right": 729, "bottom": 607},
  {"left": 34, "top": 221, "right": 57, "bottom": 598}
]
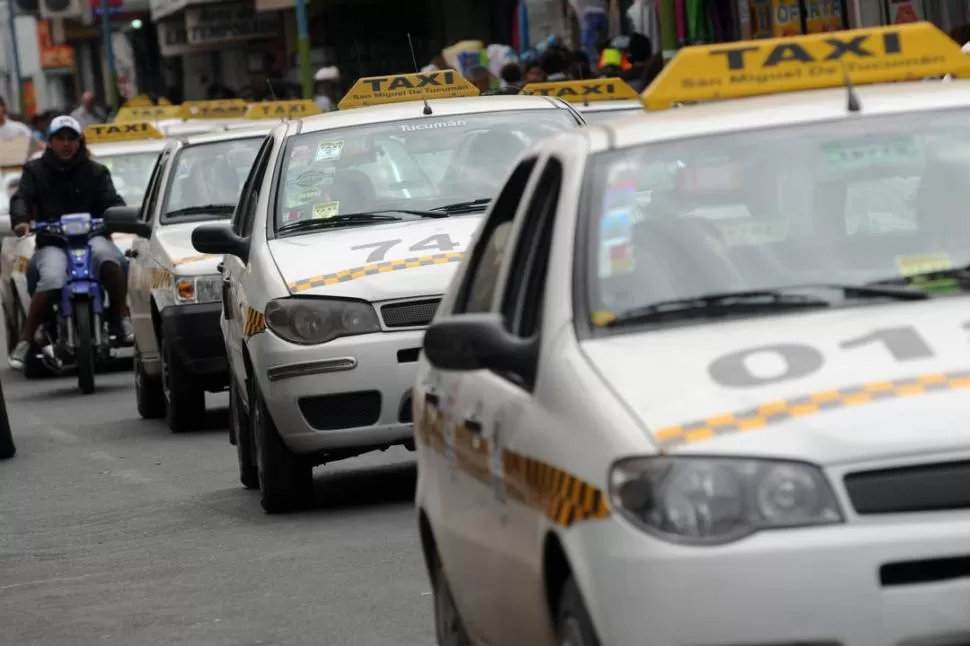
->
[
  {"left": 103, "top": 206, "right": 152, "bottom": 239},
  {"left": 191, "top": 222, "right": 250, "bottom": 263}
]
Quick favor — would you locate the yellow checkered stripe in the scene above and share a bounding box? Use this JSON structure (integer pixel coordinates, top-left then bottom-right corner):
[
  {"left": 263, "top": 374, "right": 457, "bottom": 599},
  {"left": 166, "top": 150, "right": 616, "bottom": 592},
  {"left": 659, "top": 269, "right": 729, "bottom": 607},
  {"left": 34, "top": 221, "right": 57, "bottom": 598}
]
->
[
  {"left": 14, "top": 256, "right": 29, "bottom": 273},
  {"left": 655, "top": 370, "right": 970, "bottom": 449},
  {"left": 416, "top": 399, "right": 610, "bottom": 529},
  {"left": 173, "top": 254, "right": 220, "bottom": 266},
  {"left": 242, "top": 305, "right": 266, "bottom": 337},
  {"left": 151, "top": 267, "right": 172, "bottom": 289},
  {"left": 288, "top": 252, "right": 464, "bottom": 293}
]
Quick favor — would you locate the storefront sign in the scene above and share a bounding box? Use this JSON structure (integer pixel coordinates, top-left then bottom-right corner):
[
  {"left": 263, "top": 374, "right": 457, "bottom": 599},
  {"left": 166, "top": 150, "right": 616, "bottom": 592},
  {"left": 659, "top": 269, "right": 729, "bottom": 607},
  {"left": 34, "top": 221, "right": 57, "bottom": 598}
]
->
[
  {"left": 184, "top": 2, "right": 278, "bottom": 46},
  {"left": 885, "top": 0, "right": 923, "bottom": 24},
  {"left": 769, "top": 0, "right": 843, "bottom": 37},
  {"left": 37, "top": 19, "right": 75, "bottom": 68},
  {"left": 157, "top": 18, "right": 193, "bottom": 57}
]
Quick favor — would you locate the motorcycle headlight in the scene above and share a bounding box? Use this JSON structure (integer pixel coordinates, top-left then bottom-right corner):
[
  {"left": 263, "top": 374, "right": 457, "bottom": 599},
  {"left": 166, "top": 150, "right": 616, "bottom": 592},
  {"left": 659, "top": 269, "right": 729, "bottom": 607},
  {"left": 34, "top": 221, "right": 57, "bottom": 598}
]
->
[
  {"left": 174, "top": 274, "right": 222, "bottom": 305},
  {"left": 264, "top": 297, "right": 380, "bottom": 345},
  {"left": 609, "top": 456, "right": 843, "bottom": 545}
]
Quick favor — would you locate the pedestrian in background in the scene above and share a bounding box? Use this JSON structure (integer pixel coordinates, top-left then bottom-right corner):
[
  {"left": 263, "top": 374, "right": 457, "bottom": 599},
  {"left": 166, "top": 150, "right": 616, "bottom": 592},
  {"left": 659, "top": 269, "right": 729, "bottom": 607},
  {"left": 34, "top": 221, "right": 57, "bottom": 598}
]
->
[
  {"left": 314, "top": 66, "right": 342, "bottom": 112},
  {"left": 70, "top": 91, "right": 107, "bottom": 128}
]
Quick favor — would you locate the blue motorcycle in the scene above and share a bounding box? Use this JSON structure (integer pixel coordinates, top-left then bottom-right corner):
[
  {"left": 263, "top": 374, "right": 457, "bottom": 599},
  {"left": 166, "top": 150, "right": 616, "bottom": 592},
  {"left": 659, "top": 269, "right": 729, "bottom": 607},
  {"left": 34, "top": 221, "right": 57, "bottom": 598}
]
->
[{"left": 33, "top": 213, "right": 113, "bottom": 394}]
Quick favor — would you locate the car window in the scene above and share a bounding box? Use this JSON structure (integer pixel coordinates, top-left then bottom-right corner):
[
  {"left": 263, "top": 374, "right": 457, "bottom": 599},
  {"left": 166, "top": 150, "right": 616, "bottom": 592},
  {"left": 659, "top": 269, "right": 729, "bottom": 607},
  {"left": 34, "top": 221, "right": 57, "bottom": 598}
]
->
[
  {"left": 96, "top": 151, "right": 160, "bottom": 206},
  {"left": 139, "top": 151, "right": 168, "bottom": 222},
  {"left": 274, "top": 110, "right": 576, "bottom": 231},
  {"left": 161, "top": 137, "right": 263, "bottom": 221},
  {"left": 582, "top": 108, "right": 970, "bottom": 328}
]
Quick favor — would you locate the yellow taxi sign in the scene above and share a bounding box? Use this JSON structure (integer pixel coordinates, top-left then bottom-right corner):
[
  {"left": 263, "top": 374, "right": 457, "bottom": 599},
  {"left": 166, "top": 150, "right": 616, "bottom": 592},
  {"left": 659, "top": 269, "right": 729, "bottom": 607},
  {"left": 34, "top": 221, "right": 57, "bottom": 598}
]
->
[
  {"left": 244, "top": 100, "right": 321, "bottom": 119},
  {"left": 339, "top": 70, "right": 479, "bottom": 110},
  {"left": 520, "top": 77, "right": 639, "bottom": 102},
  {"left": 642, "top": 22, "right": 970, "bottom": 111},
  {"left": 84, "top": 121, "right": 163, "bottom": 143},
  {"left": 178, "top": 99, "right": 249, "bottom": 120},
  {"left": 114, "top": 105, "right": 182, "bottom": 122}
]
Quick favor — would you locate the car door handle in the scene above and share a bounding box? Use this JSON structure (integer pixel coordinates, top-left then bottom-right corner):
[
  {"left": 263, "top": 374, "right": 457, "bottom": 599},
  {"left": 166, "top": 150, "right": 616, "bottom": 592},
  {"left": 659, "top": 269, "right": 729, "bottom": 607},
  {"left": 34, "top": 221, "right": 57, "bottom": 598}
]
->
[
  {"left": 464, "top": 418, "right": 483, "bottom": 434},
  {"left": 425, "top": 392, "right": 439, "bottom": 406},
  {"left": 216, "top": 261, "right": 224, "bottom": 273},
  {"left": 125, "top": 248, "right": 138, "bottom": 258}
]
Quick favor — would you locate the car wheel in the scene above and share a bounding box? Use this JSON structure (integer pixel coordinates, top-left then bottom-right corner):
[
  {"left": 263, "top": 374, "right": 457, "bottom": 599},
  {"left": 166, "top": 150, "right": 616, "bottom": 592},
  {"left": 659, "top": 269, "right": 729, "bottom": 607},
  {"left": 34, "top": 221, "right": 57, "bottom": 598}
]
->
[
  {"left": 556, "top": 576, "right": 601, "bottom": 646},
  {"left": 134, "top": 344, "right": 165, "bottom": 419},
  {"left": 249, "top": 377, "right": 313, "bottom": 513},
  {"left": 161, "top": 332, "right": 205, "bottom": 433},
  {"left": 433, "top": 557, "right": 472, "bottom": 646},
  {"left": 231, "top": 381, "right": 259, "bottom": 489}
]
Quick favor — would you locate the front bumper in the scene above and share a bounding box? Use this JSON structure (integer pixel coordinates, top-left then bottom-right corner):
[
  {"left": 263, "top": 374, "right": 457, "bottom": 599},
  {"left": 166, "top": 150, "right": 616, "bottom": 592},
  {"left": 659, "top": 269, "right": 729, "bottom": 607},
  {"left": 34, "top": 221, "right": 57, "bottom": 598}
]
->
[
  {"left": 580, "top": 512, "right": 970, "bottom": 646},
  {"left": 160, "top": 302, "right": 228, "bottom": 389},
  {"left": 249, "top": 328, "right": 422, "bottom": 456}
]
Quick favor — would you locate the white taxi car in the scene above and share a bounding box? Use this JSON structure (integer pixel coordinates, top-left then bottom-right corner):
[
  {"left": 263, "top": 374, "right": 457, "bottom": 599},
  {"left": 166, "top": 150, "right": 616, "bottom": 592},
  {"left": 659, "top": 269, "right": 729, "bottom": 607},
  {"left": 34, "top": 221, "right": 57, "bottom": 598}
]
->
[
  {"left": 104, "top": 122, "right": 275, "bottom": 432},
  {"left": 191, "top": 70, "right": 586, "bottom": 513},
  {"left": 414, "top": 23, "right": 970, "bottom": 646},
  {"left": 520, "top": 78, "right": 643, "bottom": 123}
]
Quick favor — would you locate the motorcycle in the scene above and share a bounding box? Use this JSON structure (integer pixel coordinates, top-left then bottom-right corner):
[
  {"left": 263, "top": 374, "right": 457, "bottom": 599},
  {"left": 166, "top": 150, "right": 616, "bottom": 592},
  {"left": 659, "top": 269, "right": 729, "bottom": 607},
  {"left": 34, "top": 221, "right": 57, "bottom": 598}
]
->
[{"left": 33, "top": 213, "right": 117, "bottom": 394}]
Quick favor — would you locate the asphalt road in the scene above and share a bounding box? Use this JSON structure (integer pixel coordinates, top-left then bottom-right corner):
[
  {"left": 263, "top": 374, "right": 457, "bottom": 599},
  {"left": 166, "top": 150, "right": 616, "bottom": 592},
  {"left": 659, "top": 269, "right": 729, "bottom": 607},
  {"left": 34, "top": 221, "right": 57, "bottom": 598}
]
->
[{"left": 0, "top": 347, "right": 432, "bottom": 645}]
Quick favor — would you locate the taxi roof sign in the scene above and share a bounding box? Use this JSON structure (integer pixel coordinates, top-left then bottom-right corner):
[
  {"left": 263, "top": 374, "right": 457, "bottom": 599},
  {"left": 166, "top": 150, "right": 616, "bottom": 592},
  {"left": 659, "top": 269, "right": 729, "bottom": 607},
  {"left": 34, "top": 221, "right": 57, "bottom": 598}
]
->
[
  {"left": 114, "top": 105, "right": 182, "bottom": 122},
  {"left": 123, "top": 95, "right": 173, "bottom": 108},
  {"left": 520, "top": 77, "right": 639, "bottom": 103},
  {"left": 84, "top": 121, "right": 163, "bottom": 143},
  {"left": 641, "top": 22, "right": 970, "bottom": 111},
  {"left": 338, "top": 70, "right": 479, "bottom": 110},
  {"left": 244, "top": 100, "right": 321, "bottom": 119},
  {"left": 178, "top": 99, "right": 249, "bottom": 120}
]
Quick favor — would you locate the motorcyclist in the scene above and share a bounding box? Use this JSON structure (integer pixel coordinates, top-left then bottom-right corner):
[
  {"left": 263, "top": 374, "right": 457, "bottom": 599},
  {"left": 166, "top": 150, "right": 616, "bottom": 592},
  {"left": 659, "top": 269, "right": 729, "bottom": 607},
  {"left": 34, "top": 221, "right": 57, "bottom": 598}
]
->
[{"left": 7, "top": 115, "right": 133, "bottom": 371}]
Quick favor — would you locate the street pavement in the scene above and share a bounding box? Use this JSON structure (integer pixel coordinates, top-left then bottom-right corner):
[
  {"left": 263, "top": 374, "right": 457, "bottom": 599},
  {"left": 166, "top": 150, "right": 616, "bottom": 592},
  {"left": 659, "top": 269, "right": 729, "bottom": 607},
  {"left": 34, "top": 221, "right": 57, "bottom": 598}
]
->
[{"left": 0, "top": 347, "right": 433, "bottom": 645}]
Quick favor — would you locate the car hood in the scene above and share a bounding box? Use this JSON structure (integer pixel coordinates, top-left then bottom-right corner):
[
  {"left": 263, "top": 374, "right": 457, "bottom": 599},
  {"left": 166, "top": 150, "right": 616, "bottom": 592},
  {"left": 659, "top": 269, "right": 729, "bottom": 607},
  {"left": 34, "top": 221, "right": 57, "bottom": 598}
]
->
[
  {"left": 267, "top": 214, "right": 483, "bottom": 302},
  {"left": 581, "top": 297, "right": 970, "bottom": 466},
  {"left": 154, "top": 221, "right": 223, "bottom": 275}
]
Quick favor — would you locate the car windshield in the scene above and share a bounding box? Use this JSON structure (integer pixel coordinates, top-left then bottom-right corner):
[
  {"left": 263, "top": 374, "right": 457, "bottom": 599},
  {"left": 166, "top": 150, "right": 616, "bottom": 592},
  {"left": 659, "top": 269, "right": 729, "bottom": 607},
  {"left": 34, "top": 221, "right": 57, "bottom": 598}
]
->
[
  {"left": 162, "top": 137, "right": 263, "bottom": 220},
  {"left": 584, "top": 108, "right": 970, "bottom": 328},
  {"left": 275, "top": 109, "right": 577, "bottom": 231},
  {"left": 98, "top": 151, "right": 159, "bottom": 206}
]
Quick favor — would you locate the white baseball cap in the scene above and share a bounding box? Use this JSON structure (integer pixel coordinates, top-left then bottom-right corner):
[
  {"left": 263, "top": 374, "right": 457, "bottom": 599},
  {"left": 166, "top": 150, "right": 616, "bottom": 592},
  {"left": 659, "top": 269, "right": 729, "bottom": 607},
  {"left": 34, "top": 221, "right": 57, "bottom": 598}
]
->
[{"left": 48, "top": 115, "right": 82, "bottom": 137}]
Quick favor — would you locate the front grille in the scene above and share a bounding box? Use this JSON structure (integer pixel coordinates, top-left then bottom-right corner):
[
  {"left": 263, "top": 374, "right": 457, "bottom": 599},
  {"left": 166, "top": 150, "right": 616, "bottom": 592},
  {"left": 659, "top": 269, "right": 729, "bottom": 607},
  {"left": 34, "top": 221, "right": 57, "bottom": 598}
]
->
[
  {"left": 844, "top": 459, "right": 970, "bottom": 515},
  {"left": 297, "top": 391, "right": 381, "bottom": 431},
  {"left": 380, "top": 298, "right": 441, "bottom": 328}
]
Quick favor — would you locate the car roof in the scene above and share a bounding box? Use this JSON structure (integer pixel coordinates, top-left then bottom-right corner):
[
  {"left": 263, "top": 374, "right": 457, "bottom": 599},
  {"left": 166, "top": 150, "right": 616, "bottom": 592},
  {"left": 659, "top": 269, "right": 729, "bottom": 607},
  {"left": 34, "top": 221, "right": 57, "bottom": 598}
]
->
[
  {"left": 587, "top": 80, "right": 970, "bottom": 153},
  {"left": 297, "top": 95, "right": 573, "bottom": 134}
]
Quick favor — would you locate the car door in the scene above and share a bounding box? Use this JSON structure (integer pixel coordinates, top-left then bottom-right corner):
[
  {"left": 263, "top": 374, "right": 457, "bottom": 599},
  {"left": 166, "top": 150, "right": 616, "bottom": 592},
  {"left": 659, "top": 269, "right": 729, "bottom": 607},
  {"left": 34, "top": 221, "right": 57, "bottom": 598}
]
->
[
  {"left": 129, "top": 149, "right": 168, "bottom": 357},
  {"left": 224, "top": 136, "right": 274, "bottom": 396},
  {"left": 475, "top": 157, "right": 565, "bottom": 646},
  {"left": 428, "top": 156, "right": 543, "bottom": 644}
]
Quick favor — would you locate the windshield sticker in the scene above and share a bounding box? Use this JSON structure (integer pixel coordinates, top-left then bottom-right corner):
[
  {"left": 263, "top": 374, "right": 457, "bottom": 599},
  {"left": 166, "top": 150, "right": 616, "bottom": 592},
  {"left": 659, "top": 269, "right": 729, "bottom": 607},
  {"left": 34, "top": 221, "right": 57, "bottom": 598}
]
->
[
  {"left": 290, "top": 169, "right": 331, "bottom": 187},
  {"left": 591, "top": 311, "right": 617, "bottom": 327},
  {"left": 290, "top": 145, "right": 311, "bottom": 167},
  {"left": 895, "top": 252, "right": 951, "bottom": 277},
  {"left": 400, "top": 120, "right": 468, "bottom": 132},
  {"left": 175, "top": 161, "right": 192, "bottom": 179},
  {"left": 598, "top": 209, "right": 635, "bottom": 278},
  {"left": 284, "top": 208, "right": 302, "bottom": 223},
  {"left": 315, "top": 140, "right": 344, "bottom": 162},
  {"left": 717, "top": 220, "right": 791, "bottom": 246},
  {"left": 821, "top": 136, "right": 924, "bottom": 170},
  {"left": 312, "top": 201, "right": 340, "bottom": 219},
  {"left": 286, "top": 187, "right": 323, "bottom": 208}
]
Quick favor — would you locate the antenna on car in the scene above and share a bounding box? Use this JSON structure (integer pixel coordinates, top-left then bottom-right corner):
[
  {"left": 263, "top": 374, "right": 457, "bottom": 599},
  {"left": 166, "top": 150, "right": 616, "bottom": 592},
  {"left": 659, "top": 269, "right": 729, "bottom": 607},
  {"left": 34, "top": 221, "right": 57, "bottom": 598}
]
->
[
  {"left": 841, "top": 61, "right": 861, "bottom": 113},
  {"left": 407, "top": 33, "right": 433, "bottom": 116},
  {"left": 264, "top": 78, "right": 287, "bottom": 125},
  {"left": 354, "top": 40, "right": 365, "bottom": 79}
]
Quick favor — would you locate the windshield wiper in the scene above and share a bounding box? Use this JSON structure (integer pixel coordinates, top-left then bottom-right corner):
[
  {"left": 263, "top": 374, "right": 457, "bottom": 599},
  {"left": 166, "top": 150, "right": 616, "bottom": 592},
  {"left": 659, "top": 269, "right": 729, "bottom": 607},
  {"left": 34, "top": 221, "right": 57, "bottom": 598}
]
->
[
  {"left": 165, "top": 204, "right": 235, "bottom": 217},
  {"left": 278, "top": 213, "right": 403, "bottom": 234},
  {"left": 432, "top": 198, "right": 491, "bottom": 213},
  {"left": 866, "top": 265, "right": 970, "bottom": 289},
  {"left": 605, "top": 284, "right": 927, "bottom": 326},
  {"left": 362, "top": 208, "right": 448, "bottom": 219}
]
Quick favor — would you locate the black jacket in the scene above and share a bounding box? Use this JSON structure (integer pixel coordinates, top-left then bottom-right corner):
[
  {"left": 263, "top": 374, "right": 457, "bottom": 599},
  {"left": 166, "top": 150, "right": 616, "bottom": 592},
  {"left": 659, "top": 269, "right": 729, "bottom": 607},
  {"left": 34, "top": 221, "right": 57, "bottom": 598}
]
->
[{"left": 10, "top": 146, "right": 125, "bottom": 239}]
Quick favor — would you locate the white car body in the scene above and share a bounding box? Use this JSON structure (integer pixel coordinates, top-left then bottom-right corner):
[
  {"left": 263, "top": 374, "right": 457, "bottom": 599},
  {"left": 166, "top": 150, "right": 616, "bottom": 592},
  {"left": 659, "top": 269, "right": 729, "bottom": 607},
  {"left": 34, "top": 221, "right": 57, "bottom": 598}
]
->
[{"left": 412, "top": 72, "right": 970, "bottom": 646}]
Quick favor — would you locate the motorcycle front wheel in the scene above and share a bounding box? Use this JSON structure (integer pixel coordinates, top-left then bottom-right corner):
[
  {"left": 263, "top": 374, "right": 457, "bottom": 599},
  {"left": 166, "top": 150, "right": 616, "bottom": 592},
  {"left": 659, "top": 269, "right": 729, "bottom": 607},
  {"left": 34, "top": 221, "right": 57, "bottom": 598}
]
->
[{"left": 73, "top": 299, "right": 96, "bottom": 395}]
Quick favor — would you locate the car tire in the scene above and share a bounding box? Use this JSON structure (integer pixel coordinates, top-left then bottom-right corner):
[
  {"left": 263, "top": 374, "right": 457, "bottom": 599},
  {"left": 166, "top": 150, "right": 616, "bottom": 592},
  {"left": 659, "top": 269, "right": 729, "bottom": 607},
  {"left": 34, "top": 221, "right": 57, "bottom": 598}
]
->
[
  {"left": 555, "top": 576, "right": 602, "bottom": 646},
  {"left": 231, "top": 381, "right": 259, "bottom": 489},
  {"left": 249, "top": 377, "right": 313, "bottom": 514},
  {"left": 134, "top": 344, "right": 165, "bottom": 419},
  {"left": 161, "top": 331, "right": 205, "bottom": 433},
  {"left": 0, "top": 379, "right": 15, "bottom": 460},
  {"left": 432, "top": 557, "right": 472, "bottom": 646}
]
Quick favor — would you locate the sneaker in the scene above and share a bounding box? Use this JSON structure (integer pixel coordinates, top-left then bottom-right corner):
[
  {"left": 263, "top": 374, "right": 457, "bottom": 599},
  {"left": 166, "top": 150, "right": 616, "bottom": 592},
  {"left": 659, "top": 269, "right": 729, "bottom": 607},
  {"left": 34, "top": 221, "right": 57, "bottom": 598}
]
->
[{"left": 8, "top": 340, "right": 30, "bottom": 370}]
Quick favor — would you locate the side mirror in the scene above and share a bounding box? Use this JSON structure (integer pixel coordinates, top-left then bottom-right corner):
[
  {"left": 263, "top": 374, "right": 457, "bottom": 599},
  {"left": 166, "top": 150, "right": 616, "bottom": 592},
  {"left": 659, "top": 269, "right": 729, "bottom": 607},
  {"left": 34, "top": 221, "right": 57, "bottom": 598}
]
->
[
  {"left": 192, "top": 222, "right": 249, "bottom": 263},
  {"left": 422, "top": 313, "right": 537, "bottom": 385},
  {"left": 104, "top": 206, "right": 151, "bottom": 238}
]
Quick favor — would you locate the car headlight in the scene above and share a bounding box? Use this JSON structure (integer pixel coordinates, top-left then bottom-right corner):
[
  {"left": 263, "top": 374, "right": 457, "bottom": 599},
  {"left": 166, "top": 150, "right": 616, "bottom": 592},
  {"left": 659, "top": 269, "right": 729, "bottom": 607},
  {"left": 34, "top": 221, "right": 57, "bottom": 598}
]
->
[
  {"left": 609, "top": 456, "right": 843, "bottom": 545},
  {"left": 174, "top": 274, "right": 222, "bottom": 305},
  {"left": 264, "top": 297, "right": 380, "bottom": 345}
]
